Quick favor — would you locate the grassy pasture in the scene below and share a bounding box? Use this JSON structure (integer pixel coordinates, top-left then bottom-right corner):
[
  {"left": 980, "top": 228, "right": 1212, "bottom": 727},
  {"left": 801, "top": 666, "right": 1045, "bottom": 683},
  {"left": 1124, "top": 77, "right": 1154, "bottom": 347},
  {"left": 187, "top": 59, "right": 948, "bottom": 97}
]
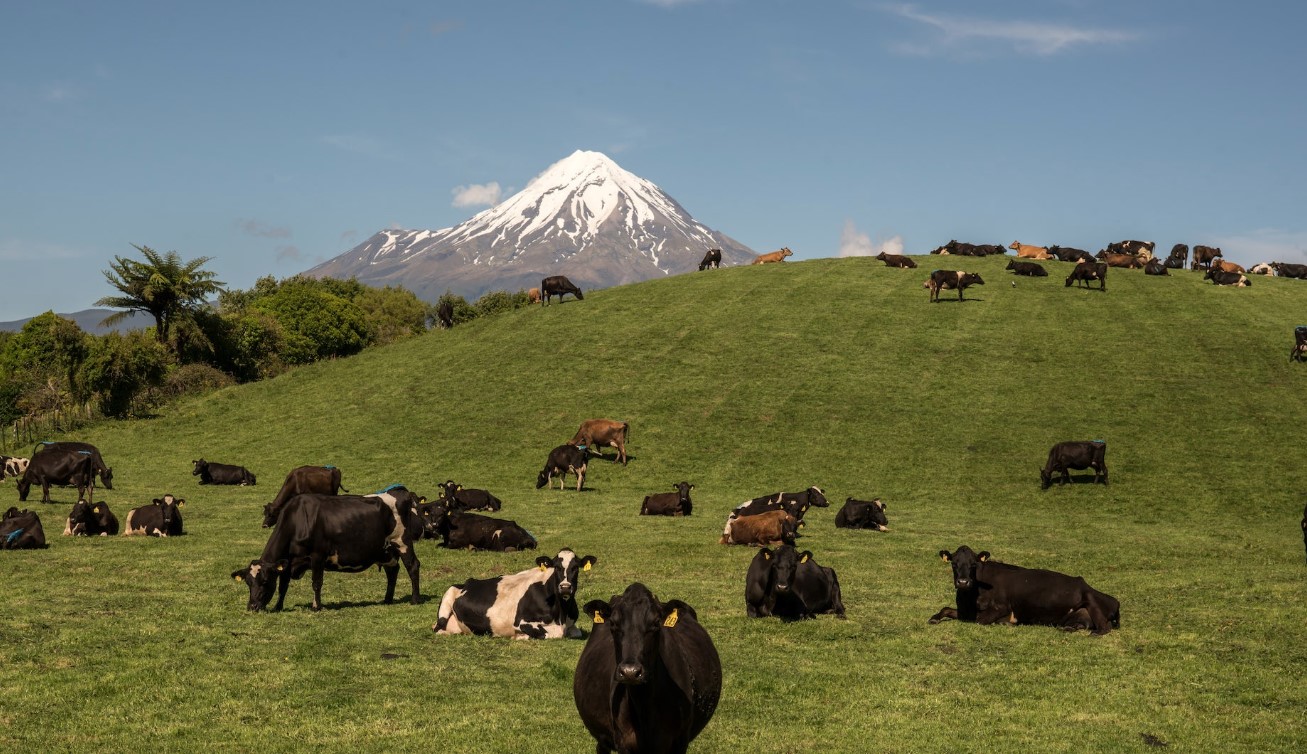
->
[{"left": 2, "top": 255, "right": 1306, "bottom": 752}]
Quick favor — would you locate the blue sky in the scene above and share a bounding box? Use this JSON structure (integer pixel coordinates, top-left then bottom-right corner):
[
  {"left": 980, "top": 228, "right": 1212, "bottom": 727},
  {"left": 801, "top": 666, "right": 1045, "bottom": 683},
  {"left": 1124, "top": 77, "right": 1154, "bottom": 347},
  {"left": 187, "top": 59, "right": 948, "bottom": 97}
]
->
[{"left": 3, "top": 0, "right": 1305, "bottom": 320}]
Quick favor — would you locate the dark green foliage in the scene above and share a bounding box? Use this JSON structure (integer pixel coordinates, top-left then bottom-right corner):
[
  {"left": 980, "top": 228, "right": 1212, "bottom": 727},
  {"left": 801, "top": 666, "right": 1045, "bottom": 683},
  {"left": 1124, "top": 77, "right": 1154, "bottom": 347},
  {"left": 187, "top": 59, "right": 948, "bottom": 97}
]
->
[
  {"left": 78, "top": 330, "right": 170, "bottom": 417},
  {"left": 162, "top": 363, "right": 236, "bottom": 399},
  {"left": 353, "top": 285, "right": 432, "bottom": 345},
  {"left": 473, "top": 289, "right": 533, "bottom": 318},
  {"left": 436, "top": 291, "right": 477, "bottom": 325},
  {"left": 248, "top": 280, "right": 373, "bottom": 365}
]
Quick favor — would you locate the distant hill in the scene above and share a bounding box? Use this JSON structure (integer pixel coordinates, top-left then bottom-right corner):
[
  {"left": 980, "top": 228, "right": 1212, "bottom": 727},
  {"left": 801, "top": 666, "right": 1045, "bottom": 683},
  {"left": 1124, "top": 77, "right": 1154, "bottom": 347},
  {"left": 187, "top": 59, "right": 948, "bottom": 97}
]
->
[{"left": 0, "top": 308, "right": 151, "bottom": 334}]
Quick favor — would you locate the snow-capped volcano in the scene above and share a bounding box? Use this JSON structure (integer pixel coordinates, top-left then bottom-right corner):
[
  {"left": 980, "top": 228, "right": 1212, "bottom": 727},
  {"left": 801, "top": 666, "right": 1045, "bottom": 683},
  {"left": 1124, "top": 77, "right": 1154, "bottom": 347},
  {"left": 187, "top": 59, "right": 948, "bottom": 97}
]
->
[{"left": 305, "top": 150, "right": 755, "bottom": 301}]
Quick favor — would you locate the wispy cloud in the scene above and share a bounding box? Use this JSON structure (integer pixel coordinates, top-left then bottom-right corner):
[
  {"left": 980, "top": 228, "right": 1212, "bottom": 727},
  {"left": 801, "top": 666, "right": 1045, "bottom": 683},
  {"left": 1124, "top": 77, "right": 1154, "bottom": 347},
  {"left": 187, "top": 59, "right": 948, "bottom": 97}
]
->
[
  {"left": 1208, "top": 228, "right": 1307, "bottom": 266},
  {"left": 237, "top": 219, "right": 292, "bottom": 240},
  {"left": 451, "top": 182, "right": 502, "bottom": 209},
  {"left": 275, "top": 245, "right": 302, "bottom": 262},
  {"left": 882, "top": 4, "right": 1138, "bottom": 57},
  {"left": 838, "top": 220, "right": 903, "bottom": 258}
]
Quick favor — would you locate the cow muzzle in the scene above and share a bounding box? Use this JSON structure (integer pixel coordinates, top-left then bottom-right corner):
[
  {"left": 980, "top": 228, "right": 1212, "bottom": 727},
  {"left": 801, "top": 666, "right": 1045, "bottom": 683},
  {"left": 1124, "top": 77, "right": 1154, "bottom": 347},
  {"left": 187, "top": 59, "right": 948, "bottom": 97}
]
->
[
  {"left": 955, "top": 578, "right": 972, "bottom": 589},
  {"left": 775, "top": 581, "right": 790, "bottom": 593},
  {"left": 558, "top": 582, "right": 573, "bottom": 598},
  {"left": 616, "top": 663, "right": 647, "bottom": 685}
]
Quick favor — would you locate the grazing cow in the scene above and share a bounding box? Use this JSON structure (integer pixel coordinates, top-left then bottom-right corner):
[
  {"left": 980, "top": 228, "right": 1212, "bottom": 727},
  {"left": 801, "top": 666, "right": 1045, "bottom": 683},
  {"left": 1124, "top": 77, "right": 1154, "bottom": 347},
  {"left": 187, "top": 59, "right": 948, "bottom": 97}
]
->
[
  {"left": 18, "top": 451, "right": 97, "bottom": 504},
  {"left": 124, "top": 495, "right": 185, "bottom": 537},
  {"left": 931, "top": 241, "right": 1005, "bottom": 256},
  {"left": 1006, "top": 260, "right": 1048, "bottom": 277},
  {"left": 1211, "top": 258, "right": 1246, "bottom": 274},
  {"left": 262, "top": 466, "right": 348, "bottom": 528},
  {"left": 1205, "top": 269, "right": 1252, "bottom": 287},
  {"left": 733, "top": 486, "right": 829, "bottom": 520},
  {"left": 541, "top": 275, "right": 584, "bottom": 305},
  {"left": 63, "top": 499, "right": 119, "bottom": 536},
  {"left": 698, "top": 248, "right": 722, "bottom": 270},
  {"left": 192, "top": 459, "right": 256, "bottom": 486},
  {"left": 1047, "top": 245, "right": 1093, "bottom": 263},
  {"left": 876, "top": 252, "right": 918, "bottom": 269},
  {"left": 570, "top": 419, "right": 630, "bottom": 465},
  {"left": 745, "top": 545, "right": 846, "bottom": 620},
  {"left": 424, "top": 503, "right": 537, "bottom": 551},
  {"left": 1008, "top": 241, "right": 1054, "bottom": 260},
  {"left": 927, "top": 270, "right": 985, "bottom": 302},
  {"left": 32, "top": 441, "right": 113, "bottom": 489},
  {"left": 1144, "top": 258, "right": 1170, "bottom": 276},
  {"left": 1271, "top": 262, "right": 1307, "bottom": 280},
  {"left": 536, "top": 444, "right": 588, "bottom": 491},
  {"left": 576, "top": 583, "right": 721, "bottom": 754},
  {"left": 1248, "top": 263, "right": 1274, "bottom": 276},
  {"left": 1164, "top": 244, "right": 1189, "bottom": 269},
  {"left": 1192, "top": 245, "right": 1222, "bottom": 271},
  {"left": 640, "top": 481, "right": 694, "bottom": 516},
  {"left": 1040, "top": 440, "right": 1108, "bottom": 489},
  {"left": 527, "top": 287, "right": 541, "bottom": 304},
  {"left": 433, "top": 548, "right": 597, "bottom": 639},
  {"left": 834, "top": 497, "right": 889, "bottom": 531},
  {"left": 1102, "top": 252, "right": 1143, "bottom": 269},
  {"left": 1, "top": 507, "right": 47, "bottom": 549},
  {"left": 438, "top": 480, "right": 503, "bottom": 512},
  {"left": 1104, "top": 240, "right": 1155, "bottom": 260},
  {"left": 928, "top": 546, "right": 1120, "bottom": 635},
  {"left": 752, "top": 247, "right": 793, "bottom": 265},
  {"left": 231, "top": 487, "right": 423, "bottom": 611},
  {"left": 436, "top": 300, "right": 454, "bottom": 328},
  {"left": 1065, "top": 262, "right": 1107, "bottom": 291},
  {"left": 719, "top": 510, "right": 800, "bottom": 546}
]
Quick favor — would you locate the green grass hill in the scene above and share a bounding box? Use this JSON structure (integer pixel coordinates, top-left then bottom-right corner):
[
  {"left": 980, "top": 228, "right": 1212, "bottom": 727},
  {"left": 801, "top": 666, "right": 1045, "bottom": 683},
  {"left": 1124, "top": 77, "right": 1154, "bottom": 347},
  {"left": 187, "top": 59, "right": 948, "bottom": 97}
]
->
[{"left": 3, "top": 255, "right": 1306, "bottom": 752}]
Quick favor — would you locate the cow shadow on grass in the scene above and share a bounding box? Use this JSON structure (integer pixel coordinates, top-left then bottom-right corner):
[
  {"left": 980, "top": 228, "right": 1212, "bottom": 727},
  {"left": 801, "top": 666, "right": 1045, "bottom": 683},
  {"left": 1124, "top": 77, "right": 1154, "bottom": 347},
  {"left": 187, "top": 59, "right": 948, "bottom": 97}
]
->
[
  {"left": 589, "top": 453, "right": 635, "bottom": 464},
  {"left": 1046, "top": 476, "right": 1108, "bottom": 487},
  {"left": 306, "top": 595, "right": 432, "bottom": 611},
  {"left": 933, "top": 297, "right": 985, "bottom": 303}
]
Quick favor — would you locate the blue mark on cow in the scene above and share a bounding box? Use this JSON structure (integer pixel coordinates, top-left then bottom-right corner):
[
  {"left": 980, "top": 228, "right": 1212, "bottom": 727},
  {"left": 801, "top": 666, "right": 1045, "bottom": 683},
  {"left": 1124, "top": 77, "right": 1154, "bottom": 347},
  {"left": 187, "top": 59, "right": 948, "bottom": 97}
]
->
[
  {"left": 77, "top": 450, "right": 91, "bottom": 455},
  {"left": 373, "top": 483, "right": 406, "bottom": 495},
  {"left": 4, "top": 529, "right": 22, "bottom": 546},
  {"left": 322, "top": 465, "right": 336, "bottom": 469}
]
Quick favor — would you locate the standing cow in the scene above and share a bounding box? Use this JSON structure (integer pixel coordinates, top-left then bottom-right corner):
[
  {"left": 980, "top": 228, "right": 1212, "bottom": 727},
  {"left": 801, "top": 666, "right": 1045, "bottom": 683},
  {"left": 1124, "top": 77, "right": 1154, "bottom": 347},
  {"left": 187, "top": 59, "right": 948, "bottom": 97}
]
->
[
  {"left": 18, "top": 452, "right": 97, "bottom": 504},
  {"left": 124, "top": 495, "right": 185, "bottom": 537},
  {"left": 927, "top": 270, "right": 985, "bottom": 302},
  {"left": 745, "top": 545, "right": 846, "bottom": 620},
  {"left": 570, "top": 419, "right": 629, "bottom": 465},
  {"left": 32, "top": 442, "right": 113, "bottom": 489},
  {"left": 541, "top": 275, "right": 584, "bottom": 305},
  {"left": 262, "top": 465, "right": 348, "bottom": 528},
  {"left": 1040, "top": 440, "right": 1108, "bottom": 489},
  {"left": 698, "top": 248, "right": 722, "bottom": 270},
  {"left": 434, "top": 548, "right": 597, "bottom": 639},
  {"left": 536, "top": 444, "right": 589, "bottom": 491}
]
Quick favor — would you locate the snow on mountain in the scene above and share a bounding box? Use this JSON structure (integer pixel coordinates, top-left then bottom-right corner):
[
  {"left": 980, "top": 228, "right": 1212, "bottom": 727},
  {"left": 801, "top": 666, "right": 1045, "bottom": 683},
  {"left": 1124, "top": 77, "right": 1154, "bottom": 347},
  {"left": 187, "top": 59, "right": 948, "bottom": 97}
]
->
[{"left": 305, "top": 150, "right": 756, "bottom": 302}]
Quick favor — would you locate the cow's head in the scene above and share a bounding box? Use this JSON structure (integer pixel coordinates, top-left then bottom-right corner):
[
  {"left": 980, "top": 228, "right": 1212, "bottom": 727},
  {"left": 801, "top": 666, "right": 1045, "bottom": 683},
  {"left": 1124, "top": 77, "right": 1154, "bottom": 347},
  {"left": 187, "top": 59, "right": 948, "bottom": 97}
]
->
[
  {"left": 673, "top": 481, "right": 693, "bottom": 505},
  {"left": 939, "top": 546, "right": 988, "bottom": 590},
  {"left": 440, "top": 480, "right": 460, "bottom": 501},
  {"left": 417, "top": 501, "right": 450, "bottom": 539},
  {"left": 191, "top": 460, "right": 206, "bottom": 476},
  {"left": 537, "top": 548, "right": 596, "bottom": 600},
  {"left": 231, "top": 560, "right": 285, "bottom": 611},
  {"left": 153, "top": 495, "right": 182, "bottom": 530},
  {"left": 852, "top": 497, "right": 889, "bottom": 531},
  {"left": 584, "top": 583, "right": 693, "bottom": 685},
  {"left": 806, "top": 486, "right": 829, "bottom": 507},
  {"left": 100, "top": 466, "right": 114, "bottom": 490},
  {"left": 16, "top": 474, "right": 31, "bottom": 502},
  {"left": 757, "top": 544, "right": 812, "bottom": 595},
  {"left": 66, "top": 499, "right": 99, "bottom": 535},
  {"left": 261, "top": 502, "right": 279, "bottom": 528}
]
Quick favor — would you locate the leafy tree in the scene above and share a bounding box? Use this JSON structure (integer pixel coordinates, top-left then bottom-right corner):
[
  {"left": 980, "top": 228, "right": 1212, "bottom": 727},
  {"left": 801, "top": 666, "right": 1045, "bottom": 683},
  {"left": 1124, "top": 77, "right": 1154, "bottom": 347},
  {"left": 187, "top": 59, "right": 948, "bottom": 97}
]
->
[
  {"left": 79, "top": 331, "right": 170, "bottom": 418},
  {"left": 250, "top": 280, "right": 373, "bottom": 365},
  {"left": 97, "top": 244, "right": 225, "bottom": 349},
  {"left": 354, "top": 285, "right": 431, "bottom": 345},
  {"left": 0, "top": 312, "right": 90, "bottom": 402}
]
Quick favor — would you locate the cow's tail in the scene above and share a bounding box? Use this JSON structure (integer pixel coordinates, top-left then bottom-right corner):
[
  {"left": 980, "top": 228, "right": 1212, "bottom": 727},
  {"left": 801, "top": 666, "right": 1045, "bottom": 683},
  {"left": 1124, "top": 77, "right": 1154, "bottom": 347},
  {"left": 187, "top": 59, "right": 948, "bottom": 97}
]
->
[{"left": 621, "top": 422, "right": 630, "bottom": 443}]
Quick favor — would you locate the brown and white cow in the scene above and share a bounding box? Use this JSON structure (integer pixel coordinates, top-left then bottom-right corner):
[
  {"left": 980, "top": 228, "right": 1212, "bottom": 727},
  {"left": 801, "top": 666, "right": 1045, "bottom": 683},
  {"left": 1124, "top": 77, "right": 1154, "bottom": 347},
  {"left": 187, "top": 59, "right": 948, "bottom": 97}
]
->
[{"left": 720, "top": 510, "right": 800, "bottom": 546}]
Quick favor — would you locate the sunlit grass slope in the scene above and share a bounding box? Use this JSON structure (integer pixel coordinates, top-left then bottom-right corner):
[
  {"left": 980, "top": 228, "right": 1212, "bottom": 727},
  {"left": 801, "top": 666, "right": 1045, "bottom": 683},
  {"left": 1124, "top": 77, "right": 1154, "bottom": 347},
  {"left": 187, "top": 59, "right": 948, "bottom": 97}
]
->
[{"left": 3, "top": 255, "right": 1306, "bottom": 752}]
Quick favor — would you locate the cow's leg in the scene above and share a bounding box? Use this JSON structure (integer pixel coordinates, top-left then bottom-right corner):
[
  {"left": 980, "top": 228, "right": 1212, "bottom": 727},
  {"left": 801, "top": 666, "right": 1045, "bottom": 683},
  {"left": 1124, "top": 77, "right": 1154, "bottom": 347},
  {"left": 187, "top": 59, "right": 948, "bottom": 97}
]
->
[
  {"left": 616, "top": 439, "right": 626, "bottom": 465},
  {"left": 382, "top": 563, "right": 399, "bottom": 604},
  {"left": 41, "top": 482, "right": 51, "bottom": 503},
  {"left": 928, "top": 607, "right": 958, "bottom": 624},
  {"left": 401, "top": 550, "right": 421, "bottom": 604},
  {"left": 576, "top": 464, "right": 586, "bottom": 491},
  {"left": 310, "top": 562, "right": 326, "bottom": 611},
  {"left": 975, "top": 607, "right": 1013, "bottom": 625},
  {"left": 273, "top": 570, "right": 292, "bottom": 611}
]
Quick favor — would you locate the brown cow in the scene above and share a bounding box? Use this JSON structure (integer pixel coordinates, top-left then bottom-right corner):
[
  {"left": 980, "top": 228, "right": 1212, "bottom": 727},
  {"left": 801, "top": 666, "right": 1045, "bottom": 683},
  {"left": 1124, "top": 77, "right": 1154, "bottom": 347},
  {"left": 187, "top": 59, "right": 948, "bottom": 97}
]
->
[
  {"left": 719, "top": 510, "right": 800, "bottom": 546},
  {"left": 1211, "top": 258, "right": 1246, "bottom": 274},
  {"left": 1192, "top": 245, "right": 1222, "bottom": 271},
  {"left": 1102, "top": 253, "right": 1144, "bottom": 269},
  {"left": 569, "top": 419, "right": 630, "bottom": 465},
  {"left": 1008, "top": 241, "right": 1054, "bottom": 260},
  {"left": 875, "top": 252, "right": 917, "bottom": 269},
  {"left": 527, "top": 287, "right": 541, "bottom": 304},
  {"left": 261, "top": 466, "right": 348, "bottom": 528},
  {"left": 752, "top": 247, "right": 793, "bottom": 265}
]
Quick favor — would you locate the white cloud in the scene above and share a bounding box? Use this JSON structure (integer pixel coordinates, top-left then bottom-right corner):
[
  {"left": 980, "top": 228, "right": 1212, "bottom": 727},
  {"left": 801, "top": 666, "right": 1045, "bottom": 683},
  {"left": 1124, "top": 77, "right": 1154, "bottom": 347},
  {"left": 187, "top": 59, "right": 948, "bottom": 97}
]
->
[
  {"left": 451, "top": 182, "right": 502, "bottom": 209},
  {"left": 1207, "top": 229, "right": 1307, "bottom": 266},
  {"left": 839, "top": 220, "right": 903, "bottom": 258},
  {"left": 883, "top": 4, "right": 1138, "bottom": 56}
]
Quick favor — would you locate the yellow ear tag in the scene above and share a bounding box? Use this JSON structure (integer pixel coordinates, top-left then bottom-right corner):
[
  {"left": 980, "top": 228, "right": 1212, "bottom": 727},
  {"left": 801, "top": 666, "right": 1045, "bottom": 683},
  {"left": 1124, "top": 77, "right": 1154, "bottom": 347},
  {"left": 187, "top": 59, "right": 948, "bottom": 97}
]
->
[
  {"left": 539, "top": 564, "right": 548, "bottom": 571},
  {"left": 800, "top": 554, "right": 810, "bottom": 563},
  {"left": 582, "top": 561, "right": 592, "bottom": 572},
  {"left": 234, "top": 575, "right": 244, "bottom": 582},
  {"left": 93, "top": 506, "right": 102, "bottom": 513},
  {"left": 663, "top": 609, "right": 679, "bottom": 628},
  {"left": 592, "top": 613, "right": 604, "bottom": 624}
]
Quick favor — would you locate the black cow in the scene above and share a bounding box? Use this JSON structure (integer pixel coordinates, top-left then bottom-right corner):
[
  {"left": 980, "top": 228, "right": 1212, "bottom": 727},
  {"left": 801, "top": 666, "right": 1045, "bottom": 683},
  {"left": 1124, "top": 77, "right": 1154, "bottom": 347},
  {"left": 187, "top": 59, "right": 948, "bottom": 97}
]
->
[
  {"left": 32, "top": 441, "right": 113, "bottom": 489},
  {"left": 1065, "top": 262, "right": 1107, "bottom": 291},
  {"left": 1047, "top": 245, "right": 1094, "bottom": 263},
  {"left": 1040, "top": 440, "right": 1108, "bottom": 489},
  {"left": 124, "top": 494, "right": 185, "bottom": 537},
  {"left": 1164, "top": 244, "right": 1189, "bottom": 269},
  {"left": 876, "top": 252, "right": 918, "bottom": 268},
  {"left": 433, "top": 548, "right": 597, "bottom": 639},
  {"left": 1006, "top": 260, "right": 1048, "bottom": 277},
  {"left": 536, "top": 444, "right": 588, "bottom": 491},
  {"left": 263, "top": 465, "right": 348, "bottom": 528},
  {"left": 192, "top": 459, "right": 256, "bottom": 486},
  {"left": 698, "top": 248, "right": 722, "bottom": 270},
  {"left": 1271, "top": 262, "right": 1307, "bottom": 280},
  {"left": 745, "top": 545, "right": 845, "bottom": 621},
  {"left": 575, "top": 583, "right": 721, "bottom": 754},
  {"left": 834, "top": 497, "right": 888, "bottom": 531},
  {"left": 1192, "top": 245, "right": 1222, "bottom": 271},
  {"left": 733, "top": 486, "right": 828, "bottom": 520},
  {"left": 1, "top": 507, "right": 47, "bottom": 549},
  {"left": 1205, "top": 269, "right": 1251, "bottom": 287},
  {"left": 928, "top": 270, "right": 985, "bottom": 302},
  {"left": 929, "top": 546, "right": 1120, "bottom": 635},
  {"left": 231, "top": 487, "right": 422, "bottom": 611},
  {"left": 1144, "top": 258, "right": 1169, "bottom": 276},
  {"left": 18, "top": 451, "right": 97, "bottom": 504},
  {"left": 541, "top": 275, "right": 584, "bottom": 305},
  {"left": 640, "top": 481, "right": 694, "bottom": 516},
  {"left": 438, "top": 479, "right": 502, "bottom": 512},
  {"left": 63, "top": 499, "right": 119, "bottom": 536},
  {"left": 930, "top": 240, "right": 1005, "bottom": 256},
  {"left": 436, "top": 300, "right": 454, "bottom": 328},
  {"left": 425, "top": 503, "right": 537, "bottom": 551},
  {"left": 1293, "top": 326, "right": 1307, "bottom": 363}
]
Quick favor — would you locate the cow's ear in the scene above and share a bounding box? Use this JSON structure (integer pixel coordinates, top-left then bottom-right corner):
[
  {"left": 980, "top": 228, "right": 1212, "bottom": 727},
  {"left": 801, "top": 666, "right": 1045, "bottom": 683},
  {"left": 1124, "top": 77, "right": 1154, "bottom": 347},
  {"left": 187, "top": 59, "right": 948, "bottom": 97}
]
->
[
  {"left": 689, "top": 484, "right": 695, "bottom": 490},
  {"left": 536, "top": 556, "right": 552, "bottom": 571},
  {"left": 874, "top": 499, "right": 885, "bottom": 510},
  {"left": 275, "top": 560, "right": 288, "bottom": 572},
  {"left": 93, "top": 505, "right": 102, "bottom": 513},
  {"left": 231, "top": 570, "right": 245, "bottom": 582},
  {"left": 799, "top": 551, "right": 813, "bottom": 563},
  {"left": 582, "top": 599, "right": 610, "bottom": 624},
  {"left": 581, "top": 555, "right": 597, "bottom": 571},
  {"left": 939, "top": 550, "right": 952, "bottom": 562},
  {"left": 456, "top": 485, "right": 463, "bottom": 491},
  {"left": 177, "top": 500, "right": 185, "bottom": 508},
  {"left": 418, "top": 496, "right": 426, "bottom": 504},
  {"left": 152, "top": 498, "right": 162, "bottom": 505},
  {"left": 759, "top": 548, "right": 772, "bottom": 560},
  {"left": 664, "top": 599, "right": 698, "bottom": 622},
  {"left": 797, "top": 520, "right": 805, "bottom": 529},
  {"left": 978, "top": 551, "right": 990, "bottom": 562}
]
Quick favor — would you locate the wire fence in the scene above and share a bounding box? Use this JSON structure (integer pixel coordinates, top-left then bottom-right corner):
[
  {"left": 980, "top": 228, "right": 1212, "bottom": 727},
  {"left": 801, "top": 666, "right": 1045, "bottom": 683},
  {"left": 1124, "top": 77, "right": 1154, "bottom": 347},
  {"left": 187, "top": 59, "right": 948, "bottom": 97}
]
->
[{"left": 1, "top": 403, "right": 97, "bottom": 455}]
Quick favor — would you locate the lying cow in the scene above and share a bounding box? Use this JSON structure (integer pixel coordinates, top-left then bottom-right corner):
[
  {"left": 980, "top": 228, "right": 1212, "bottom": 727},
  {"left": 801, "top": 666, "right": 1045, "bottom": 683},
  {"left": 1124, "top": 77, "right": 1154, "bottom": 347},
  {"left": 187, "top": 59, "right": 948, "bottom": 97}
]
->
[
  {"left": 569, "top": 418, "right": 629, "bottom": 465},
  {"left": 746, "top": 545, "right": 845, "bottom": 620},
  {"left": 1144, "top": 258, "right": 1169, "bottom": 276},
  {"left": 834, "top": 497, "right": 889, "bottom": 531},
  {"left": 1008, "top": 241, "right": 1054, "bottom": 260},
  {"left": 1271, "top": 262, "right": 1307, "bottom": 279},
  {"left": 124, "top": 495, "right": 185, "bottom": 537},
  {"left": 63, "top": 499, "right": 118, "bottom": 536},
  {"left": 536, "top": 444, "right": 588, "bottom": 491},
  {"left": 1, "top": 507, "right": 47, "bottom": 549},
  {"left": 541, "top": 275, "right": 584, "bottom": 305},
  {"left": 33, "top": 441, "right": 113, "bottom": 489},
  {"left": 720, "top": 510, "right": 800, "bottom": 546},
  {"left": 698, "top": 248, "right": 722, "bottom": 270},
  {"left": 640, "top": 481, "right": 694, "bottom": 516},
  {"left": 438, "top": 480, "right": 503, "bottom": 512},
  {"left": 1248, "top": 263, "right": 1274, "bottom": 276},
  {"left": 733, "top": 486, "right": 828, "bottom": 520},
  {"left": 876, "top": 252, "right": 917, "bottom": 268},
  {"left": 1065, "top": 262, "right": 1107, "bottom": 291},
  {"left": 1048, "top": 245, "right": 1094, "bottom": 264},
  {"left": 2, "top": 456, "right": 29, "bottom": 481},
  {"left": 1040, "top": 440, "right": 1108, "bottom": 489},
  {"left": 927, "top": 270, "right": 985, "bottom": 302},
  {"left": 1211, "top": 258, "right": 1246, "bottom": 274},
  {"left": 752, "top": 247, "right": 793, "bottom": 265},
  {"left": 19, "top": 451, "right": 97, "bottom": 504},
  {"left": 425, "top": 503, "right": 537, "bottom": 551},
  {"left": 1205, "top": 269, "right": 1252, "bottom": 287},
  {"left": 192, "top": 459, "right": 256, "bottom": 486},
  {"left": 232, "top": 487, "right": 422, "bottom": 611},
  {"left": 1101, "top": 252, "right": 1143, "bottom": 269},
  {"left": 1164, "top": 244, "right": 1189, "bottom": 269},
  {"left": 1104, "top": 239, "right": 1155, "bottom": 260},
  {"left": 576, "top": 583, "right": 721, "bottom": 753},
  {"left": 434, "top": 548, "right": 597, "bottom": 639},
  {"left": 1192, "top": 245, "right": 1222, "bottom": 271},
  {"left": 1006, "top": 260, "right": 1048, "bottom": 277},
  {"left": 931, "top": 240, "right": 1005, "bottom": 256},
  {"left": 928, "top": 546, "right": 1120, "bottom": 635},
  {"left": 263, "top": 465, "right": 348, "bottom": 528}
]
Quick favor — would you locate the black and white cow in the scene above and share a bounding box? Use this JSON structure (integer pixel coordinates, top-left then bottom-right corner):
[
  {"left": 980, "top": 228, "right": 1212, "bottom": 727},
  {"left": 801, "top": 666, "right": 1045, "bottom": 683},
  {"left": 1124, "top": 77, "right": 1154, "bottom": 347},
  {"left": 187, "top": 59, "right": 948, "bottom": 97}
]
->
[
  {"left": 640, "top": 481, "right": 694, "bottom": 516},
  {"left": 1205, "top": 269, "right": 1252, "bottom": 287},
  {"left": 433, "top": 548, "right": 597, "bottom": 639},
  {"left": 536, "top": 444, "right": 588, "bottom": 491},
  {"left": 927, "top": 270, "right": 985, "bottom": 302},
  {"left": 2, "top": 455, "right": 29, "bottom": 481},
  {"left": 732, "top": 486, "right": 828, "bottom": 520},
  {"left": 1048, "top": 246, "right": 1094, "bottom": 264},
  {"left": 63, "top": 499, "right": 119, "bottom": 536},
  {"left": 1, "top": 507, "right": 47, "bottom": 549},
  {"left": 1065, "top": 262, "right": 1107, "bottom": 291},
  {"left": 192, "top": 459, "right": 256, "bottom": 486},
  {"left": 124, "top": 495, "right": 185, "bottom": 537},
  {"left": 745, "top": 545, "right": 846, "bottom": 621},
  {"left": 438, "top": 480, "right": 503, "bottom": 512},
  {"left": 834, "top": 497, "right": 889, "bottom": 531},
  {"left": 1040, "top": 441, "right": 1108, "bottom": 489},
  {"left": 230, "top": 487, "right": 422, "bottom": 611},
  {"left": 19, "top": 452, "right": 97, "bottom": 504},
  {"left": 698, "top": 248, "right": 722, "bottom": 271}
]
